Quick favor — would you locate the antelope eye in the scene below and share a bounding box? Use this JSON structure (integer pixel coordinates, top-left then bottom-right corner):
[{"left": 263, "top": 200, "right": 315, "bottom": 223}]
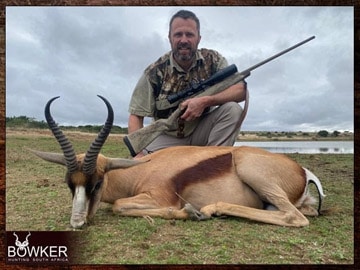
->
[{"left": 94, "top": 180, "right": 103, "bottom": 192}]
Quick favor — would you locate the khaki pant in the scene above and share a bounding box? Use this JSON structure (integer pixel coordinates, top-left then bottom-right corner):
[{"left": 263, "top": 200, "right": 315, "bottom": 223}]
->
[{"left": 144, "top": 102, "right": 244, "bottom": 153}]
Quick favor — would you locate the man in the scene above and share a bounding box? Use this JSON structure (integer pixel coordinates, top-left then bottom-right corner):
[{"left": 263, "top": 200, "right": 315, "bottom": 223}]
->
[{"left": 128, "top": 10, "right": 247, "bottom": 158}]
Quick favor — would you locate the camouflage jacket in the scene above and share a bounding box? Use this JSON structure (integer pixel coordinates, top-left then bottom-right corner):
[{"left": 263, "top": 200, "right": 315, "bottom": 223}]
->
[{"left": 128, "top": 48, "right": 228, "bottom": 137}]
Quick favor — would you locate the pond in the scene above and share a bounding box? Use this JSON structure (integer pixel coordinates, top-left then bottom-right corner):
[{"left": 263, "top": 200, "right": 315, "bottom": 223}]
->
[{"left": 234, "top": 140, "right": 354, "bottom": 154}]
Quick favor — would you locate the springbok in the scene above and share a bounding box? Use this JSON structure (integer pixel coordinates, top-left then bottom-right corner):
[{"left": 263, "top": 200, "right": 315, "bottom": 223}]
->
[{"left": 32, "top": 95, "right": 325, "bottom": 228}]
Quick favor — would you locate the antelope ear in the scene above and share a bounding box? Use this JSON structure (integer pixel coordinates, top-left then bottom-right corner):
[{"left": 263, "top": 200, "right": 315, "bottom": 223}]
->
[
  {"left": 106, "top": 158, "right": 148, "bottom": 171},
  {"left": 29, "top": 149, "right": 67, "bottom": 166}
]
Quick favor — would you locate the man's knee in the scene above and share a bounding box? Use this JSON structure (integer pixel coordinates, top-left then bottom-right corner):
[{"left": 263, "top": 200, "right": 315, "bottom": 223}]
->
[{"left": 221, "top": 102, "right": 243, "bottom": 122}]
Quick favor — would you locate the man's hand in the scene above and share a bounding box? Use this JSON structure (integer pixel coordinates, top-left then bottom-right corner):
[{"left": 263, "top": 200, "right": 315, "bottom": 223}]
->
[
  {"left": 179, "top": 82, "right": 246, "bottom": 122},
  {"left": 180, "top": 96, "right": 210, "bottom": 121}
]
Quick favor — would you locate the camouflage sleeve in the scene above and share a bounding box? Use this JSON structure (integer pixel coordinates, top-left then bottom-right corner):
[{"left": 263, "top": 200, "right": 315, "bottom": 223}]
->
[
  {"left": 217, "top": 53, "right": 229, "bottom": 70},
  {"left": 128, "top": 72, "right": 155, "bottom": 117}
]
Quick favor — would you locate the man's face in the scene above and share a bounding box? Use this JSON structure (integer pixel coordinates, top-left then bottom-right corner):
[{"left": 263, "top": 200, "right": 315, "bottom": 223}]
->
[{"left": 169, "top": 18, "right": 201, "bottom": 67}]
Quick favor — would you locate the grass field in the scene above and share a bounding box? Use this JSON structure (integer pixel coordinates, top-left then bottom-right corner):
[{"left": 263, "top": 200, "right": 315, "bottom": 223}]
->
[{"left": 5, "top": 129, "right": 354, "bottom": 264}]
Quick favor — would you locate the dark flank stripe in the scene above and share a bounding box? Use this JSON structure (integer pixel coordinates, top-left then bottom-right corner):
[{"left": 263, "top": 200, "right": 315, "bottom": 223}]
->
[{"left": 172, "top": 153, "right": 233, "bottom": 194}]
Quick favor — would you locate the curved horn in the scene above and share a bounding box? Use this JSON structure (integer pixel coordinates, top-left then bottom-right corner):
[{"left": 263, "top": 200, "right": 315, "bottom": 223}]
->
[
  {"left": 25, "top": 232, "right": 31, "bottom": 242},
  {"left": 13, "top": 232, "right": 19, "bottom": 242},
  {"left": 45, "top": 96, "right": 78, "bottom": 174},
  {"left": 83, "top": 95, "right": 114, "bottom": 175}
]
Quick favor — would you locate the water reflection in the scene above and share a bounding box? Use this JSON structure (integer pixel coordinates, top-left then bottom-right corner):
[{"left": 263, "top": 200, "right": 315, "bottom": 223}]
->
[{"left": 234, "top": 141, "right": 354, "bottom": 154}]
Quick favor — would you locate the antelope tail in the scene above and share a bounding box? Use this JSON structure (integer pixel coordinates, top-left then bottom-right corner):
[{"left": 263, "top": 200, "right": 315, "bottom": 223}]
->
[{"left": 303, "top": 167, "right": 326, "bottom": 214}]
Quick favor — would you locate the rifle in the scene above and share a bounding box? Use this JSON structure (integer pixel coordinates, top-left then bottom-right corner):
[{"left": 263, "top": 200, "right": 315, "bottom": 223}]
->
[
  {"left": 167, "top": 64, "right": 238, "bottom": 104},
  {"left": 123, "top": 36, "right": 315, "bottom": 157}
]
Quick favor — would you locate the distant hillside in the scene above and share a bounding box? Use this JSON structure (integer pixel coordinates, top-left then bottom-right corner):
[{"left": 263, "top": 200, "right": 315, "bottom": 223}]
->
[
  {"left": 6, "top": 116, "right": 128, "bottom": 134},
  {"left": 6, "top": 116, "right": 353, "bottom": 140},
  {"left": 237, "top": 130, "right": 353, "bottom": 141}
]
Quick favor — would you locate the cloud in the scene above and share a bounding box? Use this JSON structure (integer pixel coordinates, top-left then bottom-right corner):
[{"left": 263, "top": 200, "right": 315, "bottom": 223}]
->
[{"left": 6, "top": 6, "right": 354, "bottom": 132}]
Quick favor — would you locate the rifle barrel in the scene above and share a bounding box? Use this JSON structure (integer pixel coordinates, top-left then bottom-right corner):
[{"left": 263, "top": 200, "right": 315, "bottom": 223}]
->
[{"left": 243, "top": 36, "right": 315, "bottom": 73}]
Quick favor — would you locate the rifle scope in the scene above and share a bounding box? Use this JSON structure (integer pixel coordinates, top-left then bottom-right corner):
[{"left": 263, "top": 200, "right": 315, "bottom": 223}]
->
[{"left": 167, "top": 64, "right": 238, "bottom": 104}]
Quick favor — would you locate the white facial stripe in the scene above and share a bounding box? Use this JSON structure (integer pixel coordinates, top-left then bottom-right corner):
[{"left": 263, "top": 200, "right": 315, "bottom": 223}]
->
[{"left": 71, "top": 186, "right": 89, "bottom": 228}]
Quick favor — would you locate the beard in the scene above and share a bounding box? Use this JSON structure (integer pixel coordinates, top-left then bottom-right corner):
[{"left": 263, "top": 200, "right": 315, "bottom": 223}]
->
[{"left": 173, "top": 43, "right": 197, "bottom": 62}]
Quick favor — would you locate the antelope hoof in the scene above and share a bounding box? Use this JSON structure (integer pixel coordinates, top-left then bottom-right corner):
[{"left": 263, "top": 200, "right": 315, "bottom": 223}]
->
[{"left": 184, "top": 203, "right": 210, "bottom": 221}]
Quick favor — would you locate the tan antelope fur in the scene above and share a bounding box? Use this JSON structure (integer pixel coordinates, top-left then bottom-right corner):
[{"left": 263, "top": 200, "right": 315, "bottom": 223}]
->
[{"left": 32, "top": 96, "right": 325, "bottom": 228}]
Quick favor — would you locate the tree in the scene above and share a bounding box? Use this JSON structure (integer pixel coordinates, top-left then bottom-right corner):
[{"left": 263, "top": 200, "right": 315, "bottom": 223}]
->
[{"left": 317, "top": 130, "right": 329, "bottom": 137}]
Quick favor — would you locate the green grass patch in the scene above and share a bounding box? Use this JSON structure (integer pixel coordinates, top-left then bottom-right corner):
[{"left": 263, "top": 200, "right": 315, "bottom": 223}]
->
[{"left": 5, "top": 130, "right": 354, "bottom": 264}]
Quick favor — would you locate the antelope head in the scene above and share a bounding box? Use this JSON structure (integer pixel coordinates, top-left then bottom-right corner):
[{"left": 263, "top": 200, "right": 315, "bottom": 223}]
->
[
  {"left": 32, "top": 95, "right": 143, "bottom": 228},
  {"left": 13, "top": 232, "right": 31, "bottom": 250}
]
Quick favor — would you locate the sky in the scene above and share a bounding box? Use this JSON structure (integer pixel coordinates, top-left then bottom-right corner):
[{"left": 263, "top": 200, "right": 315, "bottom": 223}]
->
[{"left": 6, "top": 6, "right": 354, "bottom": 132}]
